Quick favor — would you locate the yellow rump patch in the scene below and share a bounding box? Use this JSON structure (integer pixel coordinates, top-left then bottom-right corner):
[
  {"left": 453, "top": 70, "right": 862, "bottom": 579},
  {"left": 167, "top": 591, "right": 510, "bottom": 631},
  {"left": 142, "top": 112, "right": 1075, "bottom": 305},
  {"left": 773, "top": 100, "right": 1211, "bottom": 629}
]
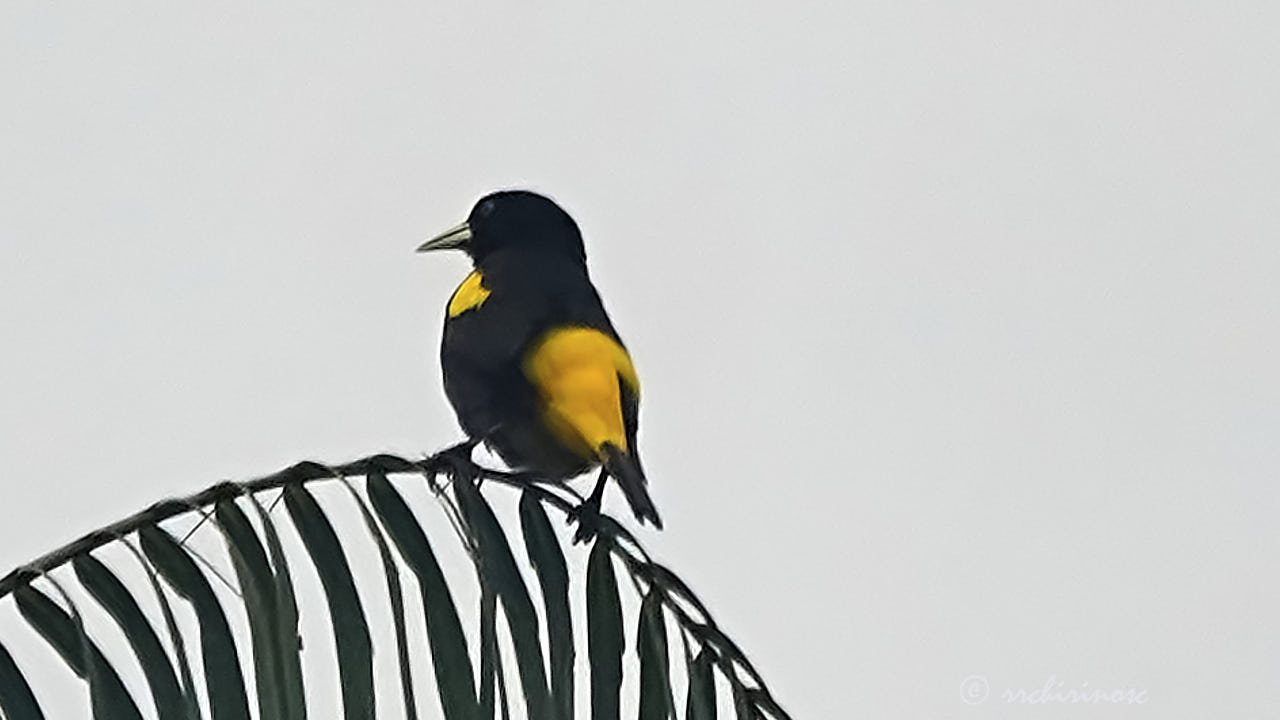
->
[
  {"left": 523, "top": 327, "right": 640, "bottom": 460},
  {"left": 447, "top": 270, "right": 491, "bottom": 318}
]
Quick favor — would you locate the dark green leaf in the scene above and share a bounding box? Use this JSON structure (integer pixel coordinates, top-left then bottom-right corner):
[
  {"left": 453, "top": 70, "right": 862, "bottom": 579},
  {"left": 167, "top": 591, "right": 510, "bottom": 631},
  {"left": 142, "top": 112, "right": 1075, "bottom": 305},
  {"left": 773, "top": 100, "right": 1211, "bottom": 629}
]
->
[
  {"left": 0, "top": 637, "right": 45, "bottom": 720},
  {"left": 454, "top": 478, "right": 552, "bottom": 720},
  {"left": 586, "top": 539, "right": 623, "bottom": 720},
  {"left": 691, "top": 625, "right": 764, "bottom": 694},
  {"left": 140, "top": 524, "right": 251, "bottom": 720},
  {"left": 14, "top": 585, "right": 143, "bottom": 720},
  {"left": 121, "top": 538, "right": 201, "bottom": 720},
  {"left": 686, "top": 647, "right": 717, "bottom": 720},
  {"left": 366, "top": 470, "right": 476, "bottom": 720},
  {"left": 495, "top": 645, "right": 511, "bottom": 720},
  {"left": 283, "top": 484, "right": 375, "bottom": 720},
  {"left": 215, "top": 499, "right": 289, "bottom": 720},
  {"left": 336, "top": 474, "right": 418, "bottom": 720},
  {"left": 246, "top": 492, "right": 307, "bottom": 720},
  {"left": 729, "top": 679, "right": 756, "bottom": 720},
  {"left": 518, "top": 490, "right": 574, "bottom": 720},
  {"left": 752, "top": 692, "right": 790, "bottom": 720},
  {"left": 478, "top": 585, "right": 497, "bottom": 720},
  {"left": 638, "top": 589, "right": 672, "bottom": 720},
  {"left": 72, "top": 553, "right": 188, "bottom": 720}
]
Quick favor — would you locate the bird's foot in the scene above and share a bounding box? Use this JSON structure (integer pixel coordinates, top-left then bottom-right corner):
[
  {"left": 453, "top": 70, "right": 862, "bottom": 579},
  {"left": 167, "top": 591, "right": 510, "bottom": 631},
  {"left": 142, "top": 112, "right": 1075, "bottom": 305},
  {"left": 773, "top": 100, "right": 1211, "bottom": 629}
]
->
[
  {"left": 431, "top": 439, "right": 481, "bottom": 482},
  {"left": 569, "top": 496, "right": 603, "bottom": 545}
]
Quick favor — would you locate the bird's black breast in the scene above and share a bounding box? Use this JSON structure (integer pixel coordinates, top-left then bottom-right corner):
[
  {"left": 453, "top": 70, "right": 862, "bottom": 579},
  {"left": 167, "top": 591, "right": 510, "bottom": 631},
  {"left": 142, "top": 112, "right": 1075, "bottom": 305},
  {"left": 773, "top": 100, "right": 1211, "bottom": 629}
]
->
[{"left": 439, "top": 251, "right": 629, "bottom": 474}]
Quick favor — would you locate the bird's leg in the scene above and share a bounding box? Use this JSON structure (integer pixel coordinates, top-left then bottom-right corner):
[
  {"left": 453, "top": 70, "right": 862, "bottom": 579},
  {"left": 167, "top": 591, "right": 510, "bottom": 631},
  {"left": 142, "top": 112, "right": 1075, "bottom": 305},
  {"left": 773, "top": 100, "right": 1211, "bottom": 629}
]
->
[{"left": 571, "top": 468, "right": 609, "bottom": 544}]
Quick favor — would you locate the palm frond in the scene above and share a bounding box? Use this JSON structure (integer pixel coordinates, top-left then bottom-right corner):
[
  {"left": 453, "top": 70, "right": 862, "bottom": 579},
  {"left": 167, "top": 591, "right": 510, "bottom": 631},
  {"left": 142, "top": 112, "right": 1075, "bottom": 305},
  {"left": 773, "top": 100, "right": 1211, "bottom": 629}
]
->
[{"left": 0, "top": 453, "right": 790, "bottom": 720}]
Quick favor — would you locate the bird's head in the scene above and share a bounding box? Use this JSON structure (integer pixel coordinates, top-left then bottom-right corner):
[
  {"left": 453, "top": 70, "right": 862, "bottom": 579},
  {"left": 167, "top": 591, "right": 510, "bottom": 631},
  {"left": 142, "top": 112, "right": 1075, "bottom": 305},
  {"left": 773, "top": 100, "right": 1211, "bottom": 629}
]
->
[{"left": 417, "top": 190, "right": 586, "bottom": 265}]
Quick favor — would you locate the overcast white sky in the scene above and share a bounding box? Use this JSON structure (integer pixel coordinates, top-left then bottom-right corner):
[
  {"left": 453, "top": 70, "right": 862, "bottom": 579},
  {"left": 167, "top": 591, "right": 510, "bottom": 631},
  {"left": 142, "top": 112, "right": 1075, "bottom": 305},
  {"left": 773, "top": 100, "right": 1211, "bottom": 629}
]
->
[{"left": 2, "top": 1, "right": 1278, "bottom": 717}]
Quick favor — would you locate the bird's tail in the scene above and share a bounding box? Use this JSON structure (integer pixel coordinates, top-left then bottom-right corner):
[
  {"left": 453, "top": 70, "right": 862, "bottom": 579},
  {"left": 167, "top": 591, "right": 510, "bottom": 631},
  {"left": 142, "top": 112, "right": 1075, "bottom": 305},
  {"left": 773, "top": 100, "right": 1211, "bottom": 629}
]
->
[{"left": 600, "top": 443, "right": 663, "bottom": 529}]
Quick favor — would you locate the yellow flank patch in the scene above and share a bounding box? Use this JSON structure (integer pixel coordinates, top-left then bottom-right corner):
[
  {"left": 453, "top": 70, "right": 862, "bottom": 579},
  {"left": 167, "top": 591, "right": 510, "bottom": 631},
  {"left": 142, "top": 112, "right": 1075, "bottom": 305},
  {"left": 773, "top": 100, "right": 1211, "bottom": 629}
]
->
[
  {"left": 523, "top": 327, "right": 640, "bottom": 460},
  {"left": 447, "top": 270, "right": 491, "bottom": 318}
]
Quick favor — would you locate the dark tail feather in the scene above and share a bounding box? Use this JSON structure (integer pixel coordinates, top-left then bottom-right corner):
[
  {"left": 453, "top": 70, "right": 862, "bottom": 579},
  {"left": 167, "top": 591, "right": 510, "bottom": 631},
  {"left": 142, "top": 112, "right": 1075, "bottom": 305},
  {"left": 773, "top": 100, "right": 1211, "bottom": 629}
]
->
[{"left": 601, "top": 443, "right": 663, "bottom": 530}]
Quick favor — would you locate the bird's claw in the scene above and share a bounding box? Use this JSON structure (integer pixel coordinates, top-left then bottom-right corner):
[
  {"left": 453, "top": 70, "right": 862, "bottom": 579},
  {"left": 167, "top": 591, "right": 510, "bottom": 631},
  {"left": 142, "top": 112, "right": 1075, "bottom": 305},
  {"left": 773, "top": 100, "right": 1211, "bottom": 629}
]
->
[
  {"left": 432, "top": 439, "right": 481, "bottom": 482},
  {"left": 569, "top": 497, "right": 603, "bottom": 544}
]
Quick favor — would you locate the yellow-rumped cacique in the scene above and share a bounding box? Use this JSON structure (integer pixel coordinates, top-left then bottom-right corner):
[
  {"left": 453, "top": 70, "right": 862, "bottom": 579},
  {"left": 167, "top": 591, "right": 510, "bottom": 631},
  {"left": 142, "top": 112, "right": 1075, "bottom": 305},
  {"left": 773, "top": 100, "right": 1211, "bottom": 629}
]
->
[{"left": 417, "top": 190, "right": 662, "bottom": 537}]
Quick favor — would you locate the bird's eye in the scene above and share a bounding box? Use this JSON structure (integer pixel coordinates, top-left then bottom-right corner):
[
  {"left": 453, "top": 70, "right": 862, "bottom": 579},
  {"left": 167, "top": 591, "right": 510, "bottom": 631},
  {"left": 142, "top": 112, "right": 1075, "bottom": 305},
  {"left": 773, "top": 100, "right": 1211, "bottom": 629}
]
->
[{"left": 475, "top": 201, "right": 496, "bottom": 220}]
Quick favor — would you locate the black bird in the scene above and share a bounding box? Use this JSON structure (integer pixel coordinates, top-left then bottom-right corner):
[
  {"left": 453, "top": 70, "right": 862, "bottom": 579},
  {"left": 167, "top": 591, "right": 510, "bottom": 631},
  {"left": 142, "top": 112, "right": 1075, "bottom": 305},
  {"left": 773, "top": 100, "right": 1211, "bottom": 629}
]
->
[{"left": 417, "top": 190, "right": 662, "bottom": 538}]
